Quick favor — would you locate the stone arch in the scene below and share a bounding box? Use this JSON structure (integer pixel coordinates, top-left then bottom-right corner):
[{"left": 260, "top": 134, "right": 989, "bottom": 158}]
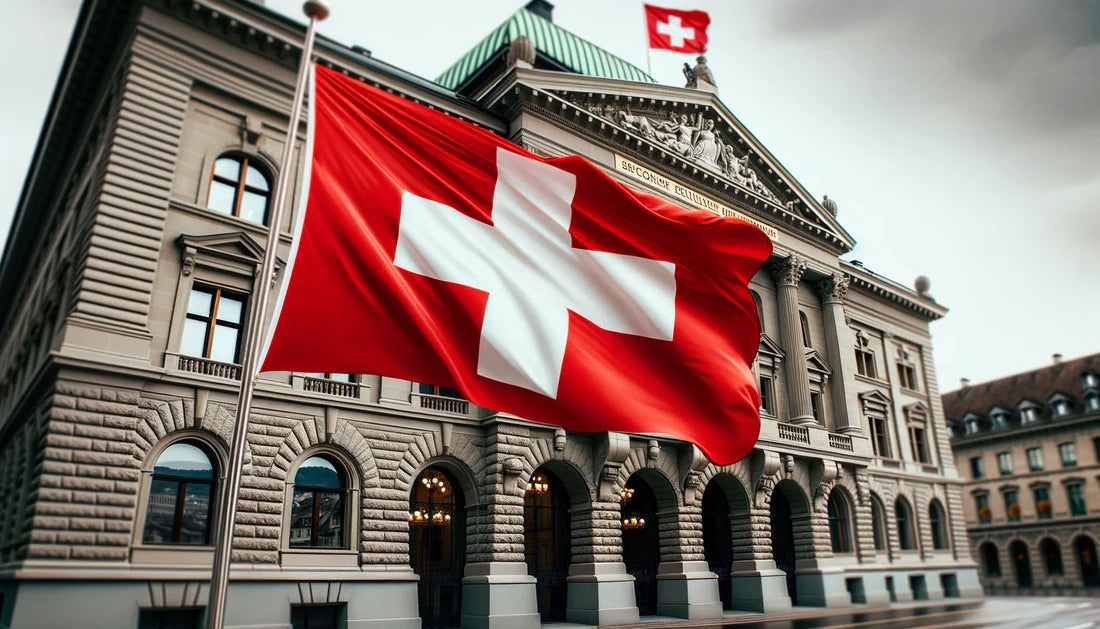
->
[
  {"left": 612, "top": 446, "right": 683, "bottom": 506},
  {"left": 702, "top": 470, "right": 754, "bottom": 563},
  {"left": 394, "top": 431, "right": 485, "bottom": 504},
  {"left": 268, "top": 415, "right": 379, "bottom": 490},
  {"left": 826, "top": 485, "right": 857, "bottom": 555},
  {"left": 514, "top": 436, "right": 595, "bottom": 504},
  {"left": 133, "top": 396, "right": 231, "bottom": 465}
]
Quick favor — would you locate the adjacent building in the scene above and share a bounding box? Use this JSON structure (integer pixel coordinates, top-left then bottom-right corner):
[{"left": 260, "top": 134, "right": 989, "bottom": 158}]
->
[
  {"left": 943, "top": 353, "right": 1100, "bottom": 595},
  {"left": 0, "top": 1, "right": 980, "bottom": 627}
]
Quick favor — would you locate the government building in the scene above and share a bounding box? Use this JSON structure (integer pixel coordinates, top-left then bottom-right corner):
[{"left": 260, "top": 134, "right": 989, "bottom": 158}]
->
[
  {"left": 0, "top": 1, "right": 980, "bottom": 627},
  {"left": 943, "top": 353, "right": 1100, "bottom": 596}
]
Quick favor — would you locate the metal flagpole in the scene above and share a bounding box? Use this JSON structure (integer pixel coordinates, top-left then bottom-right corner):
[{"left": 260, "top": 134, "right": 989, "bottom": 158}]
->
[{"left": 204, "top": 2, "right": 329, "bottom": 628}]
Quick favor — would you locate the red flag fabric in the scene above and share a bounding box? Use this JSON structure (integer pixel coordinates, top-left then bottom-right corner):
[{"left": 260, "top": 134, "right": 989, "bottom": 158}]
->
[
  {"left": 262, "top": 65, "right": 772, "bottom": 464},
  {"left": 645, "top": 4, "right": 710, "bottom": 53}
]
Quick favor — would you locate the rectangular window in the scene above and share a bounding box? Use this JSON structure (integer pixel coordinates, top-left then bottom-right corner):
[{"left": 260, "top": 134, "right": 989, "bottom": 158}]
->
[
  {"left": 992, "top": 413, "right": 1010, "bottom": 430},
  {"left": 181, "top": 286, "right": 245, "bottom": 364},
  {"left": 970, "top": 456, "right": 984, "bottom": 479},
  {"left": 138, "top": 608, "right": 203, "bottom": 629},
  {"left": 759, "top": 375, "right": 775, "bottom": 416},
  {"left": 1068, "top": 484, "right": 1087, "bottom": 516},
  {"left": 291, "top": 603, "right": 346, "bottom": 629},
  {"left": 997, "top": 452, "right": 1013, "bottom": 475},
  {"left": 1004, "top": 490, "right": 1020, "bottom": 521},
  {"left": 975, "top": 494, "right": 990, "bottom": 524},
  {"left": 307, "top": 372, "right": 353, "bottom": 382},
  {"left": 897, "top": 364, "right": 918, "bottom": 391},
  {"left": 1059, "top": 442, "right": 1077, "bottom": 467},
  {"left": 810, "top": 391, "right": 823, "bottom": 421},
  {"left": 909, "top": 426, "right": 929, "bottom": 463},
  {"left": 799, "top": 311, "right": 812, "bottom": 347},
  {"left": 1027, "top": 447, "right": 1044, "bottom": 471},
  {"left": 1033, "top": 486, "right": 1051, "bottom": 519},
  {"left": 855, "top": 349, "right": 877, "bottom": 378},
  {"left": 869, "top": 415, "right": 891, "bottom": 457}
]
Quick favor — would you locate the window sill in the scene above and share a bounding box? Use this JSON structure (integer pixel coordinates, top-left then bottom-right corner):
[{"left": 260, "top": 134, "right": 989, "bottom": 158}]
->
[
  {"left": 132, "top": 545, "right": 214, "bottom": 565},
  {"left": 280, "top": 548, "right": 359, "bottom": 568}
]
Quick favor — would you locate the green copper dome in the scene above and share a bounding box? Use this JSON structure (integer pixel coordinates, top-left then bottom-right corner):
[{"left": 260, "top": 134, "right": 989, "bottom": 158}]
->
[{"left": 436, "top": 8, "right": 656, "bottom": 90}]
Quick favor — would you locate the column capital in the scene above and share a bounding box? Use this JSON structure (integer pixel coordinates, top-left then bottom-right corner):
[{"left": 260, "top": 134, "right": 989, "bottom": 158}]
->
[
  {"left": 768, "top": 255, "right": 806, "bottom": 287},
  {"left": 817, "top": 272, "right": 850, "bottom": 304}
]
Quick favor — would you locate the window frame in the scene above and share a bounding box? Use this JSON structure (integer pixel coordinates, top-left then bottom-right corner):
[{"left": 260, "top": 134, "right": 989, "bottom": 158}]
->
[
  {"left": 181, "top": 284, "right": 246, "bottom": 364},
  {"left": 970, "top": 456, "right": 984, "bottom": 480},
  {"left": 206, "top": 153, "right": 273, "bottom": 225},
  {"left": 928, "top": 499, "right": 949, "bottom": 551},
  {"left": 1066, "top": 483, "right": 1087, "bottom": 517},
  {"left": 758, "top": 374, "right": 775, "bottom": 417},
  {"left": 1059, "top": 442, "right": 1077, "bottom": 467},
  {"left": 997, "top": 451, "right": 1013, "bottom": 476},
  {"left": 281, "top": 449, "right": 361, "bottom": 566},
  {"left": 1003, "top": 489, "right": 1020, "bottom": 522},
  {"left": 827, "top": 490, "right": 854, "bottom": 554},
  {"left": 895, "top": 497, "right": 917, "bottom": 551},
  {"left": 1033, "top": 485, "right": 1052, "bottom": 519},
  {"left": 974, "top": 492, "right": 991, "bottom": 524},
  {"left": 1026, "top": 447, "right": 1044, "bottom": 472}
]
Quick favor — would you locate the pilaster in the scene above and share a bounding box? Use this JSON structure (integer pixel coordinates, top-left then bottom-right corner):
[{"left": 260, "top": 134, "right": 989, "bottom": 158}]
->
[{"left": 769, "top": 255, "right": 815, "bottom": 425}]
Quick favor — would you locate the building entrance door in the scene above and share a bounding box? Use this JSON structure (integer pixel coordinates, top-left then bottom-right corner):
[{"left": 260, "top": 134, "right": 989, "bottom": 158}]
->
[
  {"left": 1010, "top": 540, "right": 1032, "bottom": 588},
  {"left": 409, "top": 467, "right": 465, "bottom": 629},
  {"left": 1075, "top": 536, "right": 1100, "bottom": 587},
  {"left": 621, "top": 476, "right": 659, "bottom": 615},
  {"left": 524, "top": 468, "right": 571, "bottom": 621},
  {"left": 702, "top": 483, "right": 732, "bottom": 610},
  {"left": 770, "top": 490, "right": 797, "bottom": 604}
]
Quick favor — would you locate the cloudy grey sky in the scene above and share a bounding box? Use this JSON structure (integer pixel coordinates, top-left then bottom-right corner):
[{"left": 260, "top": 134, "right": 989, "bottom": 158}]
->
[{"left": 4, "top": 0, "right": 1098, "bottom": 392}]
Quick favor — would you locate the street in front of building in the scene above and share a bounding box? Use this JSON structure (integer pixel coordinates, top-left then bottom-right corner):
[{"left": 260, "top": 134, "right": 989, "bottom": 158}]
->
[{"left": 605, "top": 597, "right": 1100, "bottom": 629}]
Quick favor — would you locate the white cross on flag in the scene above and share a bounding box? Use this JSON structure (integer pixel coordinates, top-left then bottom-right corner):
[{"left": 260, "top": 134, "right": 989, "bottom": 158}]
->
[
  {"left": 645, "top": 4, "right": 710, "bottom": 53},
  {"left": 262, "top": 65, "right": 772, "bottom": 465}
]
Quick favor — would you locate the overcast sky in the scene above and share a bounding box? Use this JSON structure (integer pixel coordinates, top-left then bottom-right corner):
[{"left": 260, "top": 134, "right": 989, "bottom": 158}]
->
[{"left": 4, "top": 0, "right": 1098, "bottom": 393}]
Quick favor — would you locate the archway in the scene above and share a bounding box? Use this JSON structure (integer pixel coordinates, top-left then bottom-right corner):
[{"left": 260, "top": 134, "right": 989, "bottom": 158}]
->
[
  {"left": 621, "top": 474, "right": 661, "bottom": 615},
  {"left": 1009, "top": 540, "right": 1032, "bottom": 588},
  {"left": 771, "top": 480, "right": 810, "bottom": 604},
  {"left": 524, "top": 467, "right": 571, "bottom": 621},
  {"left": 1040, "top": 538, "right": 1063, "bottom": 577},
  {"left": 702, "top": 482, "right": 732, "bottom": 609},
  {"left": 979, "top": 542, "right": 1000, "bottom": 578},
  {"left": 409, "top": 466, "right": 466, "bottom": 629},
  {"left": 1074, "top": 536, "right": 1100, "bottom": 587}
]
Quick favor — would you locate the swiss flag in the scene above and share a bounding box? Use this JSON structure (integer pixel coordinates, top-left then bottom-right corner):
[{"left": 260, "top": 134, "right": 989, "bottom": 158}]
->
[
  {"left": 645, "top": 4, "right": 710, "bottom": 53},
  {"left": 262, "top": 65, "right": 772, "bottom": 464}
]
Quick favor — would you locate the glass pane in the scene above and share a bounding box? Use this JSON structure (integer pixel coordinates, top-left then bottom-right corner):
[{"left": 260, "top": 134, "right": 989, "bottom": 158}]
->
[
  {"left": 295, "top": 456, "right": 341, "bottom": 488},
  {"left": 143, "top": 478, "right": 180, "bottom": 543},
  {"left": 155, "top": 442, "right": 214, "bottom": 478},
  {"left": 245, "top": 164, "right": 269, "bottom": 191},
  {"left": 216, "top": 296, "right": 243, "bottom": 324},
  {"left": 290, "top": 488, "right": 314, "bottom": 547},
  {"left": 239, "top": 191, "right": 268, "bottom": 224},
  {"left": 207, "top": 180, "right": 237, "bottom": 214},
  {"left": 328, "top": 373, "right": 352, "bottom": 382},
  {"left": 213, "top": 156, "right": 241, "bottom": 181},
  {"left": 179, "top": 482, "right": 212, "bottom": 544},
  {"left": 316, "top": 491, "right": 344, "bottom": 548},
  {"left": 209, "top": 324, "right": 239, "bottom": 363},
  {"left": 186, "top": 290, "right": 212, "bottom": 317},
  {"left": 180, "top": 319, "right": 208, "bottom": 357}
]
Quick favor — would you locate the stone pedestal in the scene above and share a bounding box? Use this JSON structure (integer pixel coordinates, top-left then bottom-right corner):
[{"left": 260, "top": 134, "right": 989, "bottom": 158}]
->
[
  {"left": 655, "top": 561, "right": 723, "bottom": 620},
  {"left": 565, "top": 562, "right": 640, "bottom": 626},
  {"left": 795, "top": 569, "right": 853, "bottom": 607},
  {"left": 727, "top": 560, "right": 793, "bottom": 613},
  {"left": 460, "top": 562, "right": 540, "bottom": 629}
]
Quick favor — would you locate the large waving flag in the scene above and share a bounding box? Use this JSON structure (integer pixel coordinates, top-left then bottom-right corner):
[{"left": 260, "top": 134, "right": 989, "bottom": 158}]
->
[{"left": 262, "top": 65, "right": 771, "bottom": 464}]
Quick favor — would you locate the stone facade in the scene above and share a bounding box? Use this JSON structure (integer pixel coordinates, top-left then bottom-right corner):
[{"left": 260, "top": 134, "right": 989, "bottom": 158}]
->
[
  {"left": 944, "top": 354, "right": 1100, "bottom": 596},
  {"left": 0, "top": 1, "right": 979, "bottom": 628}
]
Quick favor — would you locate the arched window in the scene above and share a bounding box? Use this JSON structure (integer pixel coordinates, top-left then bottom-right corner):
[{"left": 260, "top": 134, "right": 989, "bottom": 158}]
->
[
  {"left": 827, "top": 490, "right": 853, "bottom": 553},
  {"left": 895, "top": 497, "right": 916, "bottom": 550},
  {"left": 870, "top": 493, "right": 887, "bottom": 552},
  {"left": 1040, "top": 538, "right": 1063, "bottom": 576},
  {"left": 928, "top": 499, "right": 948, "bottom": 550},
  {"left": 143, "top": 441, "right": 216, "bottom": 545},
  {"left": 750, "top": 290, "right": 764, "bottom": 331},
  {"left": 979, "top": 542, "right": 1001, "bottom": 577},
  {"left": 290, "top": 455, "right": 347, "bottom": 548},
  {"left": 207, "top": 154, "right": 271, "bottom": 224}
]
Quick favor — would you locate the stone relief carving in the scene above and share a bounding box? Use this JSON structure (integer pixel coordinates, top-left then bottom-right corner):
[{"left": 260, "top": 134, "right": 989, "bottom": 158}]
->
[
  {"left": 768, "top": 254, "right": 806, "bottom": 287},
  {"left": 581, "top": 100, "right": 781, "bottom": 203},
  {"left": 817, "top": 272, "right": 850, "bottom": 304}
]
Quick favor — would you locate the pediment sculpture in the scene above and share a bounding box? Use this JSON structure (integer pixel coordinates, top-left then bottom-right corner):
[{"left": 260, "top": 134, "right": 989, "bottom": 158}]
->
[{"left": 584, "top": 101, "right": 780, "bottom": 204}]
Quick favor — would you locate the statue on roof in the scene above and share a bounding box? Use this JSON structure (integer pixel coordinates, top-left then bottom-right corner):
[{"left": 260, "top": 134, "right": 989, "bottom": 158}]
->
[
  {"left": 693, "top": 55, "right": 716, "bottom": 87},
  {"left": 682, "top": 63, "right": 697, "bottom": 89}
]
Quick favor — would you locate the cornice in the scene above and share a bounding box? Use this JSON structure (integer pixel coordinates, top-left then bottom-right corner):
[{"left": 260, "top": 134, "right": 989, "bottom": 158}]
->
[{"left": 842, "top": 260, "right": 947, "bottom": 321}]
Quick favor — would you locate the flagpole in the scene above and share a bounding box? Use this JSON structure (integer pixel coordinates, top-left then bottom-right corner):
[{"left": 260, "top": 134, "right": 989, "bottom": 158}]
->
[{"left": 203, "top": 2, "right": 328, "bottom": 628}]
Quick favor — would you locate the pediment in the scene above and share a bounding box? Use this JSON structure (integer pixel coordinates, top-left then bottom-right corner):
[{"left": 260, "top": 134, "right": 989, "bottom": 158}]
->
[
  {"left": 758, "top": 333, "right": 784, "bottom": 361},
  {"left": 491, "top": 71, "right": 856, "bottom": 252},
  {"left": 905, "top": 401, "right": 930, "bottom": 422},
  {"left": 805, "top": 348, "right": 831, "bottom": 376},
  {"left": 177, "top": 232, "right": 285, "bottom": 276},
  {"left": 859, "top": 389, "right": 891, "bottom": 414}
]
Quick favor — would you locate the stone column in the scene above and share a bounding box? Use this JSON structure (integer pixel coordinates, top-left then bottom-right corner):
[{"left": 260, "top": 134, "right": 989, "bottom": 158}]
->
[
  {"left": 461, "top": 424, "right": 540, "bottom": 629},
  {"left": 817, "top": 273, "right": 861, "bottom": 433},
  {"left": 770, "top": 256, "right": 814, "bottom": 425},
  {"left": 655, "top": 504, "right": 722, "bottom": 620}
]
